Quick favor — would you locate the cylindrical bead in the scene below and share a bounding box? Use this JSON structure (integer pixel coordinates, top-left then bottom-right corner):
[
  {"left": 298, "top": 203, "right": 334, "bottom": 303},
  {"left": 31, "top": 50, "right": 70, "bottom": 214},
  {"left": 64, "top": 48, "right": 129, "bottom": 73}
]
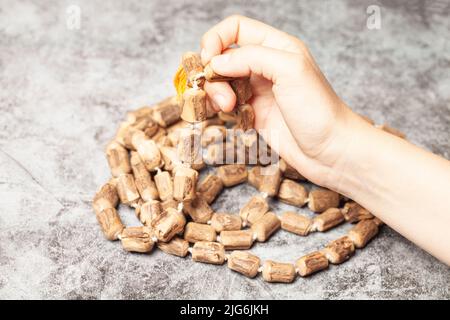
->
[
  {"left": 153, "top": 208, "right": 186, "bottom": 242},
  {"left": 210, "top": 213, "right": 242, "bottom": 233},
  {"left": 348, "top": 219, "right": 379, "bottom": 248},
  {"left": 279, "top": 159, "right": 305, "bottom": 181},
  {"left": 296, "top": 251, "right": 329, "bottom": 277},
  {"left": 159, "top": 146, "right": 182, "bottom": 171},
  {"left": 278, "top": 179, "right": 308, "bottom": 207},
  {"left": 227, "top": 251, "right": 260, "bottom": 278},
  {"left": 191, "top": 241, "right": 226, "bottom": 265},
  {"left": 197, "top": 174, "right": 223, "bottom": 204},
  {"left": 130, "top": 151, "right": 159, "bottom": 201},
  {"left": 116, "top": 174, "right": 140, "bottom": 205},
  {"left": 173, "top": 166, "right": 198, "bottom": 201},
  {"left": 131, "top": 131, "right": 161, "bottom": 171},
  {"left": 217, "top": 164, "right": 247, "bottom": 187},
  {"left": 182, "top": 196, "right": 213, "bottom": 223},
  {"left": 138, "top": 200, "right": 162, "bottom": 226},
  {"left": 154, "top": 170, "right": 173, "bottom": 201},
  {"left": 239, "top": 195, "right": 269, "bottom": 226},
  {"left": 230, "top": 79, "right": 252, "bottom": 105},
  {"left": 96, "top": 208, "right": 124, "bottom": 241},
  {"left": 262, "top": 260, "right": 296, "bottom": 283},
  {"left": 280, "top": 211, "right": 313, "bottom": 236},
  {"left": 152, "top": 96, "right": 181, "bottom": 128},
  {"left": 236, "top": 104, "right": 255, "bottom": 131},
  {"left": 177, "top": 128, "right": 203, "bottom": 164},
  {"left": 323, "top": 236, "right": 355, "bottom": 264},
  {"left": 105, "top": 141, "right": 131, "bottom": 177},
  {"left": 312, "top": 208, "right": 345, "bottom": 232},
  {"left": 181, "top": 88, "right": 207, "bottom": 123},
  {"left": 161, "top": 199, "right": 178, "bottom": 211},
  {"left": 251, "top": 212, "right": 281, "bottom": 242},
  {"left": 120, "top": 226, "right": 154, "bottom": 253},
  {"left": 184, "top": 222, "right": 217, "bottom": 243},
  {"left": 157, "top": 236, "right": 189, "bottom": 257},
  {"left": 257, "top": 165, "right": 281, "bottom": 197},
  {"left": 342, "top": 201, "right": 374, "bottom": 223},
  {"left": 93, "top": 180, "right": 119, "bottom": 214},
  {"left": 219, "top": 229, "right": 255, "bottom": 250},
  {"left": 201, "top": 125, "right": 226, "bottom": 147},
  {"left": 308, "top": 188, "right": 340, "bottom": 213}
]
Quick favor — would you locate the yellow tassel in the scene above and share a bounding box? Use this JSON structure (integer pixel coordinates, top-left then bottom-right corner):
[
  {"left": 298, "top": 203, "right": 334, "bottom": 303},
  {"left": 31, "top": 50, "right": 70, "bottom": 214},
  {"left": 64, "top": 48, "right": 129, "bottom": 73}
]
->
[{"left": 173, "top": 65, "right": 187, "bottom": 102}]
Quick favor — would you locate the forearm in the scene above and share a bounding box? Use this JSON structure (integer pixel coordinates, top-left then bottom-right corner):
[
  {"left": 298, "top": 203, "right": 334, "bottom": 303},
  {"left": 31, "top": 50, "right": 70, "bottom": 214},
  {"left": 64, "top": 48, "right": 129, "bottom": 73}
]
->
[{"left": 329, "top": 115, "right": 450, "bottom": 265}]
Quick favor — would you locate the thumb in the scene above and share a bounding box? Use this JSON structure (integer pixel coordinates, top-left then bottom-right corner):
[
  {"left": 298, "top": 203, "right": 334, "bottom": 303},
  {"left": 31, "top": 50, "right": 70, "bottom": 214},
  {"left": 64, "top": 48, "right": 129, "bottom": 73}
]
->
[{"left": 210, "top": 45, "right": 302, "bottom": 83}]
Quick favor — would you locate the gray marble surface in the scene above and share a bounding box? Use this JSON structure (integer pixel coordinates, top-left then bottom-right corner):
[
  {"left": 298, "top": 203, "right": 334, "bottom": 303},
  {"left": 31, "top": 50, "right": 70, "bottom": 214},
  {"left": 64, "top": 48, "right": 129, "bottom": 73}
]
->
[{"left": 0, "top": 0, "right": 449, "bottom": 299}]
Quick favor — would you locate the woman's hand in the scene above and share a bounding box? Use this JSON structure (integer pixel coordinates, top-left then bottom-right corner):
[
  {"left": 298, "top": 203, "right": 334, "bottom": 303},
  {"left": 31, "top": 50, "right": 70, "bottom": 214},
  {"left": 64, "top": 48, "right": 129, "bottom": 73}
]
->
[{"left": 201, "top": 15, "right": 366, "bottom": 187}]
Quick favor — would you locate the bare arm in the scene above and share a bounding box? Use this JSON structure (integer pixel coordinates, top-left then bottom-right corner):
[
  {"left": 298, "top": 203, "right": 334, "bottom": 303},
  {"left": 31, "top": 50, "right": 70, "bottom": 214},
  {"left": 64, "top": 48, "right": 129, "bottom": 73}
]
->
[{"left": 201, "top": 15, "right": 450, "bottom": 265}]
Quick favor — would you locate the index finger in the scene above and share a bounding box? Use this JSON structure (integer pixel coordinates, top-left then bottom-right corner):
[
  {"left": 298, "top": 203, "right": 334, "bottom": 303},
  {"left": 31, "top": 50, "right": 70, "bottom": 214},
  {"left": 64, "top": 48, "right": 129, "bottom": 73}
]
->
[{"left": 200, "top": 15, "right": 303, "bottom": 64}]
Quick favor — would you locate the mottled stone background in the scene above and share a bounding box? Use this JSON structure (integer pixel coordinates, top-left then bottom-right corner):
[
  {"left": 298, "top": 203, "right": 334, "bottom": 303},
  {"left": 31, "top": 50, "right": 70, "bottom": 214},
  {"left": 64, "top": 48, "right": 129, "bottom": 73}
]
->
[{"left": 0, "top": 0, "right": 449, "bottom": 299}]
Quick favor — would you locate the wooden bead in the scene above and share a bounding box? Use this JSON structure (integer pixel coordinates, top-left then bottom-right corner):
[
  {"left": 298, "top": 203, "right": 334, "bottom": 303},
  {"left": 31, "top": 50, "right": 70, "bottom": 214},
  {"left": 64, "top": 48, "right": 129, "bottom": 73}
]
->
[
  {"left": 278, "top": 179, "right": 308, "bottom": 207},
  {"left": 152, "top": 96, "right": 181, "bottom": 128},
  {"left": 153, "top": 208, "right": 186, "bottom": 242},
  {"left": 372, "top": 217, "right": 384, "bottom": 227},
  {"left": 105, "top": 141, "right": 131, "bottom": 177},
  {"left": 116, "top": 174, "right": 140, "bottom": 206},
  {"left": 120, "top": 226, "right": 154, "bottom": 253},
  {"left": 227, "top": 251, "right": 260, "bottom": 278},
  {"left": 197, "top": 174, "right": 223, "bottom": 204},
  {"left": 161, "top": 199, "right": 178, "bottom": 211},
  {"left": 262, "top": 260, "right": 296, "bottom": 283},
  {"left": 159, "top": 146, "right": 182, "bottom": 171},
  {"left": 236, "top": 104, "right": 255, "bottom": 131},
  {"left": 96, "top": 208, "right": 124, "bottom": 241},
  {"left": 219, "top": 229, "right": 255, "bottom": 250},
  {"left": 130, "top": 151, "right": 159, "bottom": 201},
  {"left": 218, "top": 111, "right": 237, "bottom": 124},
  {"left": 138, "top": 200, "right": 162, "bottom": 226},
  {"left": 126, "top": 106, "right": 152, "bottom": 124},
  {"left": 177, "top": 128, "right": 203, "bottom": 164},
  {"left": 256, "top": 165, "right": 282, "bottom": 197},
  {"left": 182, "top": 51, "right": 204, "bottom": 86},
  {"left": 280, "top": 211, "right": 313, "bottom": 236},
  {"left": 181, "top": 88, "right": 207, "bottom": 123},
  {"left": 184, "top": 222, "right": 217, "bottom": 243},
  {"left": 205, "top": 142, "right": 236, "bottom": 166},
  {"left": 191, "top": 241, "right": 226, "bottom": 265},
  {"left": 183, "top": 196, "right": 213, "bottom": 223},
  {"left": 230, "top": 79, "right": 252, "bottom": 105},
  {"left": 248, "top": 166, "right": 263, "bottom": 189},
  {"left": 308, "top": 188, "right": 340, "bottom": 213},
  {"left": 154, "top": 170, "right": 173, "bottom": 201},
  {"left": 251, "top": 212, "right": 281, "bottom": 242},
  {"left": 93, "top": 180, "right": 119, "bottom": 215},
  {"left": 131, "top": 131, "right": 162, "bottom": 171},
  {"left": 210, "top": 213, "right": 242, "bottom": 233},
  {"left": 204, "top": 63, "right": 234, "bottom": 82},
  {"left": 312, "top": 208, "right": 345, "bottom": 232},
  {"left": 323, "top": 236, "right": 355, "bottom": 264},
  {"left": 157, "top": 236, "right": 189, "bottom": 257},
  {"left": 296, "top": 251, "right": 329, "bottom": 277},
  {"left": 143, "top": 119, "right": 160, "bottom": 138},
  {"left": 115, "top": 123, "right": 140, "bottom": 150},
  {"left": 217, "top": 164, "right": 247, "bottom": 187},
  {"left": 342, "top": 201, "right": 374, "bottom": 223},
  {"left": 173, "top": 166, "right": 198, "bottom": 201},
  {"left": 201, "top": 125, "right": 226, "bottom": 147},
  {"left": 348, "top": 219, "right": 379, "bottom": 248},
  {"left": 239, "top": 195, "right": 269, "bottom": 226},
  {"left": 279, "top": 159, "right": 305, "bottom": 181}
]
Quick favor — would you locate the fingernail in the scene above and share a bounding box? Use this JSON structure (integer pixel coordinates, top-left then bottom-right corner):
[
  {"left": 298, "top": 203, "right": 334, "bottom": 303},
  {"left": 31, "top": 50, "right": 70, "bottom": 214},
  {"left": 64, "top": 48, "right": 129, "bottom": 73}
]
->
[
  {"left": 211, "top": 54, "right": 231, "bottom": 68},
  {"left": 213, "top": 94, "right": 227, "bottom": 110}
]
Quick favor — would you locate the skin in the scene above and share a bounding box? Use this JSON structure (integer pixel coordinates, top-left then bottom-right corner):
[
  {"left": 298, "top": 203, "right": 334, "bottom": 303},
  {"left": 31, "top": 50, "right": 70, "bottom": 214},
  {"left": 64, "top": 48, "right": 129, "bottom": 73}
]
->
[{"left": 200, "top": 15, "right": 450, "bottom": 266}]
